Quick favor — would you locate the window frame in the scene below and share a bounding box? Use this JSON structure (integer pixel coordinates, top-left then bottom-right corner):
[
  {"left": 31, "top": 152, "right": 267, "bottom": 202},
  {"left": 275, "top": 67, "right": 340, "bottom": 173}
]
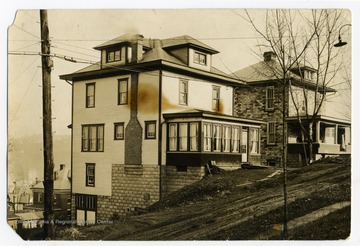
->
[
  {"left": 179, "top": 79, "right": 188, "bottom": 105},
  {"left": 168, "top": 123, "right": 178, "bottom": 151},
  {"left": 114, "top": 122, "right": 125, "bottom": 140},
  {"left": 179, "top": 123, "right": 188, "bottom": 151},
  {"left": 118, "top": 78, "right": 128, "bottom": 105},
  {"left": 106, "top": 49, "right": 121, "bottom": 63},
  {"left": 265, "top": 86, "right": 275, "bottom": 111},
  {"left": 86, "top": 83, "right": 96, "bottom": 108},
  {"left": 213, "top": 124, "right": 222, "bottom": 152},
  {"left": 249, "top": 128, "right": 260, "bottom": 154},
  {"left": 194, "top": 51, "right": 207, "bottom": 65},
  {"left": 231, "top": 126, "right": 240, "bottom": 153},
  {"left": 223, "top": 125, "right": 231, "bottom": 153},
  {"left": 82, "top": 124, "right": 105, "bottom": 152},
  {"left": 212, "top": 86, "right": 221, "bottom": 111},
  {"left": 145, "top": 121, "right": 157, "bottom": 140},
  {"left": 86, "top": 163, "right": 95, "bottom": 187},
  {"left": 267, "top": 121, "right": 276, "bottom": 145}
]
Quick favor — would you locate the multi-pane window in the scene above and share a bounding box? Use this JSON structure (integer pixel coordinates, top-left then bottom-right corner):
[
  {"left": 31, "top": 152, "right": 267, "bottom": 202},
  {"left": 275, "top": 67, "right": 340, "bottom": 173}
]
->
[
  {"left": 266, "top": 86, "right": 275, "bottom": 110},
  {"left": 86, "top": 163, "right": 95, "bottom": 187},
  {"left": 169, "top": 123, "right": 178, "bottom": 151},
  {"left": 203, "top": 123, "right": 212, "bottom": 152},
  {"left": 75, "top": 194, "right": 97, "bottom": 210},
  {"left": 231, "top": 126, "right": 240, "bottom": 153},
  {"left": 118, "top": 79, "right": 128, "bottom": 105},
  {"left": 212, "top": 86, "right": 220, "bottom": 111},
  {"left": 145, "top": 121, "right": 156, "bottom": 139},
  {"left": 194, "top": 51, "right": 207, "bottom": 65},
  {"left": 213, "top": 124, "right": 222, "bottom": 152},
  {"left": 250, "top": 128, "right": 260, "bottom": 154},
  {"left": 114, "top": 123, "right": 124, "bottom": 140},
  {"left": 107, "top": 50, "right": 121, "bottom": 63},
  {"left": 179, "top": 79, "right": 188, "bottom": 105},
  {"left": 86, "top": 83, "right": 95, "bottom": 108},
  {"left": 82, "top": 125, "right": 104, "bottom": 152},
  {"left": 223, "top": 125, "right": 231, "bottom": 152},
  {"left": 190, "top": 123, "right": 199, "bottom": 151},
  {"left": 268, "top": 122, "right": 276, "bottom": 144},
  {"left": 179, "top": 123, "right": 188, "bottom": 151}
]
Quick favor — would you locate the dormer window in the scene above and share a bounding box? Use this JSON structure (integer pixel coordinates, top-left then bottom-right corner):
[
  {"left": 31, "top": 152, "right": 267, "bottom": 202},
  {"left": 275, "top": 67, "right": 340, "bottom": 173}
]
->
[
  {"left": 194, "top": 51, "right": 207, "bottom": 65},
  {"left": 107, "top": 49, "right": 121, "bottom": 63}
]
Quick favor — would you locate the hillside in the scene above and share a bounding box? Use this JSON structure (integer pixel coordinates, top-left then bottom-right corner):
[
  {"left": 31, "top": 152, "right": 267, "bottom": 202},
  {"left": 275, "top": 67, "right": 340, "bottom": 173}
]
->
[{"left": 56, "top": 157, "right": 351, "bottom": 240}]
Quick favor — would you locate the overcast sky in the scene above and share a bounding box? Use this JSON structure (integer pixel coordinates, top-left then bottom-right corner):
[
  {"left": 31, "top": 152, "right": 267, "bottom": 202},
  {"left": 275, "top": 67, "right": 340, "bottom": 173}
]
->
[{"left": 6, "top": 7, "right": 353, "bottom": 140}]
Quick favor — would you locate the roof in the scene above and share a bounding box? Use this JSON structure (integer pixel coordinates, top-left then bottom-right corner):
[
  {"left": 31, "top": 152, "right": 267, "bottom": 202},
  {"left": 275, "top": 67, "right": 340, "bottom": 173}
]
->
[
  {"left": 162, "top": 35, "right": 219, "bottom": 54},
  {"left": 60, "top": 34, "right": 242, "bottom": 85},
  {"left": 163, "top": 109, "right": 265, "bottom": 126},
  {"left": 93, "top": 33, "right": 151, "bottom": 50},
  {"left": 233, "top": 59, "right": 336, "bottom": 93},
  {"left": 32, "top": 166, "right": 70, "bottom": 190},
  {"left": 286, "top": 115, "right": 351, "bottom": 126}
]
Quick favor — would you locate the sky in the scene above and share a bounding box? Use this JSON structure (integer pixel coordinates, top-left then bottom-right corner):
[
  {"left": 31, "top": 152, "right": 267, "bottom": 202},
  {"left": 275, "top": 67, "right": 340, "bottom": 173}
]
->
[
  {"left": 6, "top": 8, "right": 353, "bottom": 139},
  {"left": 2, "top": 1, "right": 360, "bottom": 245}
]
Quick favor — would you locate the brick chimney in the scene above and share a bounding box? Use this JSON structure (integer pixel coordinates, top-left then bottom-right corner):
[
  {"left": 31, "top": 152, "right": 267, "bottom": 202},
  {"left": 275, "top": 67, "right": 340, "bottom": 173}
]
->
[
  {"left": 263, "top": 51, "right": 277, "bottom": 61},
  {"left": 130, "top": 34, "right": 144, "bottom": 63}
]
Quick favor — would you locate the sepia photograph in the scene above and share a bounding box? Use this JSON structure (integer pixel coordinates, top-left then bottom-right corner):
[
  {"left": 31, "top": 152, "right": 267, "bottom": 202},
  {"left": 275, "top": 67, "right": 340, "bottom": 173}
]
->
[{"left": 5, "top": 4, "right": 356, "bottom": 242}]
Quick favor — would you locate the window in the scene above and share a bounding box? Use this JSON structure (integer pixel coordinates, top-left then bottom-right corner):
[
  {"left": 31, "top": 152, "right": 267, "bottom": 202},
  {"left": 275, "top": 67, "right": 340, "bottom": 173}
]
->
[
  {"left": 268, "top": 122, "right": 276, "bottom": 144},
  {"left": 107, "top": 49, "right": 121, "bottom": 63},
  {"left": 86, "top": 164, "right": 95, "bottom": 187},
  {"left": 114, "top": 123, "right": 124, "bottom": 140},
  {"left": 179, "top": 123, "right": 188, "bottom": 151},
  {"left": 223, "top": 125, "right": 231, "bottom": 152},
  {"left": 118, "top": 79, "right": 128, "bottom": 105},
  {"left": 190, "top": 123, "right": 199, "bottom": 151},
  {"left": 145, "top": 121, "right": 156, "bottom": 139},
  {"left": 194, "top": 51, "right": 207, "bottom": 65},
  {"left": 75, "top": 194, "right": 97, "bottom": 210},
  {"left": 266, "top": 86, "right": 274, "bottom": 110},
  {"left": 203, "top": 123, "right": 212, "bottom": 151},
  {"left": 213, "top": 124, "right": 222, "bottom": 152},
  {"left": 82, "top": 125, "right": 104, "bottom": 152},
  {"left": 231, "top": 126, "right": 240, "bottom": 153},
  {"left": 212, "top": 86, "right": 220, "bottom": 111},
  {"left": 169, "top": 123, "right": 178, "bottom": 151},
  {"left": 179, "top": 79, "right": 188, "bottom": 105},
  {"left": 86, "top": 83, "right": 95, "bottom": 108},
  {"left": 37, "top": 193, "right": 43, "bottom": 203},
  {"left": 250, "top": 128, "right": 260, "bottom": 154}
]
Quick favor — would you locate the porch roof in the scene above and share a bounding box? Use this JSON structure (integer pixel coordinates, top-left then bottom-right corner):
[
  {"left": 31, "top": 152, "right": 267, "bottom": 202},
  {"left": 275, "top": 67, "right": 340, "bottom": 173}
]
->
[
  {"left": 163, "top": 109, "right": 266, "bottom": 126},
  {"left": 286, "top": 115, "right": 351, "bottom": 126}
]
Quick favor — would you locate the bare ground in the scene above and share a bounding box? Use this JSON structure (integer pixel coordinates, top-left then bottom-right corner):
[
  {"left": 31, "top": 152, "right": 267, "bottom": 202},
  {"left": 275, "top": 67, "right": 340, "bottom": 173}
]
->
[{"left": 56, "top": 157, "right": 351, "bottom": 240}]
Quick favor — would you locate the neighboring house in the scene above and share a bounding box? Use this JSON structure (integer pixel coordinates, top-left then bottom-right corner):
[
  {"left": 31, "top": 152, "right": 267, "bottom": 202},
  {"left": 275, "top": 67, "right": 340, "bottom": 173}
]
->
[
  {"left": 60, "top": 33, "right": 265, "bottom": 223},
  {"left": 7, "top": 182, "right": 32, "bottom": 213},
  {"left": 26, "top": 164, "right": 71, "bottom": 221},
  {"left": 232, "top": 51, "right": 351, "bottom": 167}
]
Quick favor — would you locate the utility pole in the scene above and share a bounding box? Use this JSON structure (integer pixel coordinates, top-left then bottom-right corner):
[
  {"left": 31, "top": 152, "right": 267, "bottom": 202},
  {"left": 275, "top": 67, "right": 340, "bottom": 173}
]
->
[{"left": 40, "top": 9, "right": 55, "bottom": 239}]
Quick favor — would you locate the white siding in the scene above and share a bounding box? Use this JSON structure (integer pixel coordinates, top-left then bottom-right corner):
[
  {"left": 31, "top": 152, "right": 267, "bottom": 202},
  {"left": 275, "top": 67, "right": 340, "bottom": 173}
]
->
[
  {"left": 288, "top": 86, "right": 326, "bottom": 117},
  {"left": 161, "top": 71, "right": 233, "bottom": 115}
]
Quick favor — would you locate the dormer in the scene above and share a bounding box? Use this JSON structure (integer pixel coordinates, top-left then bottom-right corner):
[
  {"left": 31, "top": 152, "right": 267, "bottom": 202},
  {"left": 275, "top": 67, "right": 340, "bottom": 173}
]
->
[
  {"left": 291, "top": 66, "right": 317, "bottom": 81},
  {"left": 93, "top": 33, "right": 151, "bottom": 68},
  {"left": 162, "top": 35, "right": 219, "bottom": 72}
]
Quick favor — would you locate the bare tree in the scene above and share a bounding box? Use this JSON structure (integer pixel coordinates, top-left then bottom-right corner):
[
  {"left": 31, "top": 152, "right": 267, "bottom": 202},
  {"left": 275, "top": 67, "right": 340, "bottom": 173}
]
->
[
  {"left": 244, "top": 9, "right": 348, "bottom": 238},
  {"left": 245, "top": 9, "right": 347, "bottom": 164}
]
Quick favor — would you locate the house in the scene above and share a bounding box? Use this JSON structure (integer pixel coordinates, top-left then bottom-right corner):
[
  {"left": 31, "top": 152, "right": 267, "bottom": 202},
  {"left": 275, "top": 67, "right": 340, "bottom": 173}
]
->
[
  {"left": 60, "top": 33, "right": 265, "bottom": 223},
  {"left": 26, "top": 164, "right": 71, "bottom": 221},
  {"left": 232, "top": 51, "right": 351, "bottom": 167}
]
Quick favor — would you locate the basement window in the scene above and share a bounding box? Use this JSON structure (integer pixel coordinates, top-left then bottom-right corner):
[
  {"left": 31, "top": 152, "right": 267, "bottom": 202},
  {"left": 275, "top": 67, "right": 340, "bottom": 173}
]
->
[{"left": 176, "top": 165, "right": 188, "bottom": 172}]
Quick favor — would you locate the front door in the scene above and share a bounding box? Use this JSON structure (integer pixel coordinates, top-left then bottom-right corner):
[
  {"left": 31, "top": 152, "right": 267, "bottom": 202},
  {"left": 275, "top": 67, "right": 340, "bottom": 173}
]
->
[{"left": 241, "top": 129, "right": 248, "bottom": 162}]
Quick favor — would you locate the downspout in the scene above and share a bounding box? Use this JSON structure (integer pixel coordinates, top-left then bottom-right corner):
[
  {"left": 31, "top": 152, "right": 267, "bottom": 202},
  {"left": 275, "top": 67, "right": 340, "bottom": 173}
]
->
[{"left": 158, "top": 69, "right": 163, "bottom": 199}]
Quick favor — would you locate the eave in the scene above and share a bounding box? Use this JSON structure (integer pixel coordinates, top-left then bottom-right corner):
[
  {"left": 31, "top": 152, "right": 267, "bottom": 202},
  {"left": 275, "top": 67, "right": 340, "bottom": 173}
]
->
[{"left": 286, "top": 115, "right": 351, "bottom": 126}]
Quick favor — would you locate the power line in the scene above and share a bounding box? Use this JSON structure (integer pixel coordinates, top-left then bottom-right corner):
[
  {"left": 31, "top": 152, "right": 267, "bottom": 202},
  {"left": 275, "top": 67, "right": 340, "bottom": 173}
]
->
[
  {"left": 12, "top": 24, "right": 40, "bottom": 40},
  {"left": 8, "top": 66, "right": 40, "bottom": 128},
  {"left": 9, "top": 56, "right": 40, "bottom": 86}
]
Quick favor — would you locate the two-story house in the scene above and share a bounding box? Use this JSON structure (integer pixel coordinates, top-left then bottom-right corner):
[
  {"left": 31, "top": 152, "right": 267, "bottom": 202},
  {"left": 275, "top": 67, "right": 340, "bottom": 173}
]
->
[
  {"left": 60, "top": 33, "right": 265, "bottom": 224},
  {"left": 233, "top": 51, "right": 351, "bottom": 167}
]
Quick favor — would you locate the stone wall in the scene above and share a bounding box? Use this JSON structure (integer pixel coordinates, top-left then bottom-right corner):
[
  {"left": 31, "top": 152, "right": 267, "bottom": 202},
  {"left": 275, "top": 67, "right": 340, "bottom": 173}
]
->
[
  {"left": 96, "top": 164, "right": 160, "bottom": 220},
  {"left": 234, "top": 84, "right": 288, "bottom": 166},
  {"left": 162, "top": 166, "right": 206, "bottom": 196}
]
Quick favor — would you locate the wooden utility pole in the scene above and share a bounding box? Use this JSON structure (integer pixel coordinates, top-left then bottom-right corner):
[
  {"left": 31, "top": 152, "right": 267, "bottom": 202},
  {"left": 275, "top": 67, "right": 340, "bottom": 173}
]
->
[{"left": 40, "top": 9, "right": 55, "bottom": 239}]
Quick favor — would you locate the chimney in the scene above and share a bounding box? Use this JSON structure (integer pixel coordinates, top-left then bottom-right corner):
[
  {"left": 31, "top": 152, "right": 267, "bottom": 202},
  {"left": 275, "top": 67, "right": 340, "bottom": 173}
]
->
[
  {"left": 263, "top": 51, "right": 277, "bottom": 61},
  {"left": 130, "top": 34, "right": 144, "bottom": 63},
  {"left": 60, "top": 164, "right": 65, "bottom": 170}
]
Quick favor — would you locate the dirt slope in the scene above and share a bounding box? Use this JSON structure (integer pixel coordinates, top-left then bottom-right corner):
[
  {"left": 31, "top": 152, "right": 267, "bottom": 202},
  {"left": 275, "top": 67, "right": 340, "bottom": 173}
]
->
[{"left": 57, "top": 159, "right": 351, "bottom": 240}]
